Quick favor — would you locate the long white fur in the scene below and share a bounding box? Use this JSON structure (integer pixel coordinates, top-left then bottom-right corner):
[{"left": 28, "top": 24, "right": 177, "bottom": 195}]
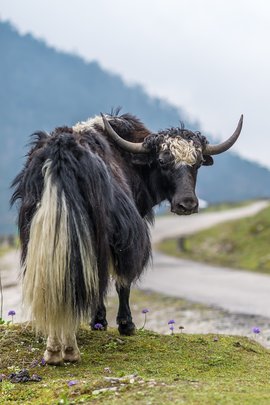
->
[{"left": 23, "top": 160, "right": 98, "bottom": 338}]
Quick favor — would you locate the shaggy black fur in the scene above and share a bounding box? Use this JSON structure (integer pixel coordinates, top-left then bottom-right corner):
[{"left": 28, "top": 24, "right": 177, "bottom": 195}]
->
[{"left": 11, "top": 113, "right": 214, "bottom": 335}]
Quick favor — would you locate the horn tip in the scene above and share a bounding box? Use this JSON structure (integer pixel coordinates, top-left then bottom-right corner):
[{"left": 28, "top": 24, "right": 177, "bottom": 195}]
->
[{"left": 239, "top": 114, "right": 244, "bottom": 128}]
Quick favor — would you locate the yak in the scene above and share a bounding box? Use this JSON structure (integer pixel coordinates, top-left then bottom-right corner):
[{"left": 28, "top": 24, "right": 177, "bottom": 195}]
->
[{"left": 11, "top": 112, "right": 243, "bottom": 365}]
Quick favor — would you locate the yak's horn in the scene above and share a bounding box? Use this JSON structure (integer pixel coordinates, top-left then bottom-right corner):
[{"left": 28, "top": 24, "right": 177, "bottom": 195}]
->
[
  {"left": 203, "top": 115, "right": 243, "bottom": 155},
  {"left": 101, "top": 113, "right": 148, "bottom": 154}
]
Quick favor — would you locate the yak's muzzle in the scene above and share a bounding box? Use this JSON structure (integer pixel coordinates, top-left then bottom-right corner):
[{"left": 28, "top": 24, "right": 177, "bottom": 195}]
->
[{"left": 171, "top": 196, "right": 199, "bottom": 215}]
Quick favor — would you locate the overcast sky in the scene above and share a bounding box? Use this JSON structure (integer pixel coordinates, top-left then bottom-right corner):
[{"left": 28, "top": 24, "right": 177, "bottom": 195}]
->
[{"left": 1, "top": 0, "right": 270, "bottom": 168}]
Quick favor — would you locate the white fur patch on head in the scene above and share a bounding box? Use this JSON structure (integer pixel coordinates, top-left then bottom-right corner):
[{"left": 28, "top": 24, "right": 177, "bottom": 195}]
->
[
  {"left": 72, "top": 115, "right": 107, "bottom": 132},
  {"left": 161, "top": 136, "right": 199, "bottom": 166}
]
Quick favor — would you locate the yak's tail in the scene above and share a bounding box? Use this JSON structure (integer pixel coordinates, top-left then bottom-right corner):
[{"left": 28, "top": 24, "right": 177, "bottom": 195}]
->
[{"left": 17, "top": 135, "right": 102, "bottom": 338}]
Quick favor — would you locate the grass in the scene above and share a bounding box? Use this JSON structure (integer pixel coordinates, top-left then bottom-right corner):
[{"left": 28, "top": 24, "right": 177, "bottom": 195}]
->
[
  {"left": 201, "top": 200, "right": 253, "bottom": 213},
  {"left": 1, "top": 324, "right": 270, "bottom": 404},
  {"left": 158, "top": 205, "right": 270, "bottom": 274}
]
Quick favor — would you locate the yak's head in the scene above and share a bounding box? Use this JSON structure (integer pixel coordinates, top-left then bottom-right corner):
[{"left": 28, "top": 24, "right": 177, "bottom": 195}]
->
[{"left": 101, "top": 113, "right": 243, "bottom": 215}]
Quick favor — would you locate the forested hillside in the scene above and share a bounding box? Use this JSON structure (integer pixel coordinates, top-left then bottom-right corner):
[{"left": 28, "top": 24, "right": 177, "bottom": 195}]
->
[{"left": 1, "top": 21, "right": 270, "bottom": 233}]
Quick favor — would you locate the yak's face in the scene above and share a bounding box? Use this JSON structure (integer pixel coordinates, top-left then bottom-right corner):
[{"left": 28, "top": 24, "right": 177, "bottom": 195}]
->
[
  {"left": 156, "top": 131, "right": 213, "bottom": 215},
  {"left": 100, "top": 113, "right": 243, "bottom": 215}
]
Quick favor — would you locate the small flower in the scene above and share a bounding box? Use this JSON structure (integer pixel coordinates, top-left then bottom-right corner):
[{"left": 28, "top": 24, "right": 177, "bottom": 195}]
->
[
  {"left": 41, "top": 358, "right": 46, "bottom": 366},
  {"left": 168, "top": 320, "right": 175, "bottom": 325},
  {"left": 169, "top": 325, "right": 174, "bottom": 335},
  {"left": 140, "top": 308, "right": 150, "bottom": 330},
  {"left": 252, "top": 327, "right": 261, "bottom": 334},
  {"left": 68, "top": 380, "right": 79, "bottom": 387},
  {"left": 8, "top": 310, "right": 16, "bottom": 324},
  {"left": 94, "top": 323, "right": 104, "bottom": 330}
]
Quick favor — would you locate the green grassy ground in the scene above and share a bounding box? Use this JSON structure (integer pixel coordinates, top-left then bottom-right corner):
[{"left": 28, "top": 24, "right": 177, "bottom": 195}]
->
[
  {"left": 158, "top": 205, "right": 270, "bottom": 274},
  {"left": 1, "top": 324, "right": 270, "bottom": 404}
]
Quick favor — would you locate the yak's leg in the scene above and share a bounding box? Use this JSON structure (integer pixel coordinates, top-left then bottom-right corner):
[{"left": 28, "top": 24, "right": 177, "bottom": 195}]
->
[
  {"left": 44, "top": 335, "right": 63, "bottom": 365},
  {"left": 116, "top": 282, "right": 136, "bottom": 336},
  {"left": 62, "top": 332, "right": 81, "bottom": 363},
  {"left": 90, "top": 299, "right": 108, "bottom": 330}
]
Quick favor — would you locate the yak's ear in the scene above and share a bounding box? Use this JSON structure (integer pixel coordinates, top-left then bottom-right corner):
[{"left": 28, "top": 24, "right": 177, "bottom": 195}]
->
[{"left": 202, "top": 155, "right": 214, "bottom": 166}]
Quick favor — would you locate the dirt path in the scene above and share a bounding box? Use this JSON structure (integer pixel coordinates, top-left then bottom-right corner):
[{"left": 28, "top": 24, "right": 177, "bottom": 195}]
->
[
  {"left": 139, "top": 200, "right": 270, "bottom": 317},
  {"left": 151, "top": 200, "right": 269, "bottom": 243}
]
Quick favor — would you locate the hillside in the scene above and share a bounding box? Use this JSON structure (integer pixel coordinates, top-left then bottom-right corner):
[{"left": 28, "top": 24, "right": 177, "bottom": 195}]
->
[
  {"left": 1, "top": 21, "right": 270, "bottom": 234},
  {"left": 159, "top": 205, "right": 270, "bottom": 274}
]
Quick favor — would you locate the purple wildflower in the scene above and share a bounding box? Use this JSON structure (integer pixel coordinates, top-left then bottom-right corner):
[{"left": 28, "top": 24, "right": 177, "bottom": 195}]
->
[
  {"left": 94, "top": 323, "right": 104, "bottom": 330},
  {"left": 252, "top": 327, "right": 261, "bottom": 334},
  {"left": 41, "top": 358, "right": 46, "bottom": 366},
  {"left": 8, "top": 310, "right": 16, "bottom": 324},
  {"left": 68, "top": 380, "right": 79, "bottom": 387},
  {"left": 140, "top": 308, "right": 150, "bottom": 330},
  {"left": 169, "top": 325, "right": 174, "bottom": 335},
  {"left": 168, "top": 320, "right": 175, "bottom": 325}
]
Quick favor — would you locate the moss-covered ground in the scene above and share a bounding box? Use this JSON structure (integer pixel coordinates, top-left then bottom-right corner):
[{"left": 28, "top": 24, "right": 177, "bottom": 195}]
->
[
  {"left": 1, "top": 324, "right": 270, "bottom": 404},
  {"left": 158, "top": 205, "right": 270, "bottom": 274}
]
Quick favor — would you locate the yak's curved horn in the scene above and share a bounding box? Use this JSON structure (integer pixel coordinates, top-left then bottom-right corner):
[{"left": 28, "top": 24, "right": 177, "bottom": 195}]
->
[
  {"left": 101, "top": 113, "right": 149, "bottom": 154},
  {"left": 203, "top": 115, "right": 243, "bottom": 156}
]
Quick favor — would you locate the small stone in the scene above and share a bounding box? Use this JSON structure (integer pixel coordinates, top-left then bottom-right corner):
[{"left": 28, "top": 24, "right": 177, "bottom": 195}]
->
[{"left": 31, "top": 374, "right": 42, "bottom": 382}]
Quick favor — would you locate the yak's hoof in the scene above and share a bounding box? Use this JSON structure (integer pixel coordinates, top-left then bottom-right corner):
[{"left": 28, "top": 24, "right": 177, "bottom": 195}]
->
[
  {"left": 118, "top": 320, "right": 136, "bottom": 336},
  {"left": 44, "top": 347, "right": 63, "bottom": 366},
  {"left": 62, "top": 346, "right": 81, "bottom": 363}
]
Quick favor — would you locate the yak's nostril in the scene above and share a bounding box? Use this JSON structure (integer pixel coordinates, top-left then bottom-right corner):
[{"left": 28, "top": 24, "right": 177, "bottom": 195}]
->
[
  {"left": 172, "top": 197, "right": 199, "bottom": 214},
  {"left": 178, "top": 200, "right": 198, "bottom": 211}
]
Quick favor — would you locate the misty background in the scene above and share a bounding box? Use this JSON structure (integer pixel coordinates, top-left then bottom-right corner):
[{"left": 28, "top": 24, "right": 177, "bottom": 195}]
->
[{"left": 1, "top": 0, "right": 270, "bottom": 233}]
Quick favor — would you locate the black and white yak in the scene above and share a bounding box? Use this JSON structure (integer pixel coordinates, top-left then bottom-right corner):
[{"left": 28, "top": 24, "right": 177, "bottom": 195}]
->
[{"left": 11, "top": 112, "right": 243, "bottom": 365}]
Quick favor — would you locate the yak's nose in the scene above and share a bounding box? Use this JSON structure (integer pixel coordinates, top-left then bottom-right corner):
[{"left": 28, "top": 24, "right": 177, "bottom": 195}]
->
[{"left": 171, "top": 197, "right": 199, "bottom": 215}]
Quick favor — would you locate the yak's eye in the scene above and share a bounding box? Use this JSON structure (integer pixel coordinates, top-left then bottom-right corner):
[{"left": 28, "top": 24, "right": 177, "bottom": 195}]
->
[
  {"left": 158, "top": 157, "right": 165, "bottom": 165},
  {"left": 158, "top": 151, "right": 173, "bottom": 168}
]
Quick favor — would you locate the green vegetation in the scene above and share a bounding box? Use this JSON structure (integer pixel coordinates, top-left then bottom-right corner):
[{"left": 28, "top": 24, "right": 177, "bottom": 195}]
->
[
  {"left": 202, "top": 200, "right": 253, "bottom": 213},
  {"left": 158, "top": 205, "right": 270, "bottom": 274},
  {"left": 1, "top": 324, "right": 270, "bottom": 404}
]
